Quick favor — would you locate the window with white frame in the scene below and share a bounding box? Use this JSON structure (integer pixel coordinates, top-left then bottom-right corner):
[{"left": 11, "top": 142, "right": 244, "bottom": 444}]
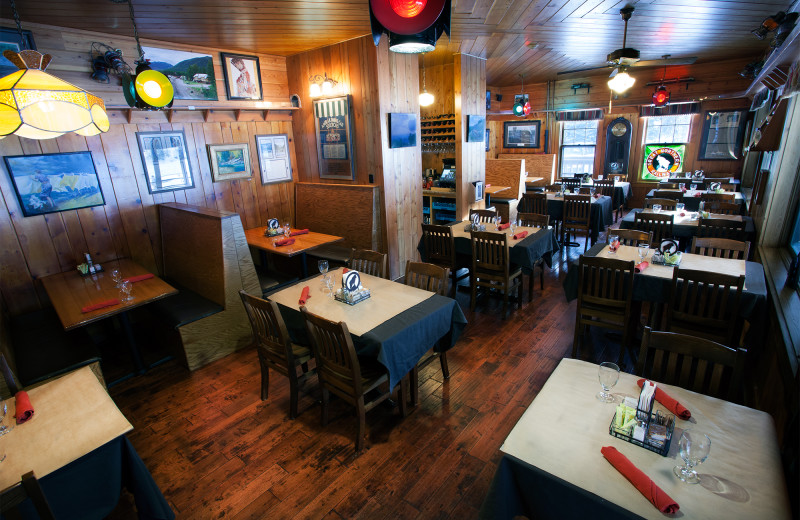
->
[
  {"left": 644, "top": 114, "right": 692, "bottom": 144},
  {"left": 560, "top": 120, "right": 598, "bottom": 177}
]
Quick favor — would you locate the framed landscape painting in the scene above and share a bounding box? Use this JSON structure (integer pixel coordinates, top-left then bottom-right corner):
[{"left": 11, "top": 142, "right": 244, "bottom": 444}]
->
[
  {"left": 136, "top": 131, "right": 195, "bottom": 194},
  {"left": 503, "top": 120, "right": 541, "bottom": 148},
  {"left": 141, "top": 46, "right": 218, "bottom": 101},
  {"left": 467, "top": 115, "right": 486, "bottom": 143},
  {"left": 208, "top": 143, "right": 252, "bottom": 182},
  {"left": 389, "top": 113, "right": 417, "bottom": 149},
  {"left": 4, "top": 151, "right": 105, "bottom": 217}
]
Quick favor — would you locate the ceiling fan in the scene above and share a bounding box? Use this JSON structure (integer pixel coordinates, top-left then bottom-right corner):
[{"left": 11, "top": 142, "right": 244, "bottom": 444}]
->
[{"left": 557, "top": 6, "right": 697, "bottom": 77}]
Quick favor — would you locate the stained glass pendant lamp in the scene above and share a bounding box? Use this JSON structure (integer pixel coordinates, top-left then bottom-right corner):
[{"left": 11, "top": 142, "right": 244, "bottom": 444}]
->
[{"left": 0, "top": 0, "right": 109, "bottom": 139}]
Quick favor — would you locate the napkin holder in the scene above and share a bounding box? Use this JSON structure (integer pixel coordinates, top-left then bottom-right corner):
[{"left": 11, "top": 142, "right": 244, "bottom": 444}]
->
[
  {"left": 334, "top": 287, "right": 371, "bottom": 305},
  {"left": 609, "top": 383, "right": 675, "bottom": 457},
  {"left": 651, "top": 251, "right": 682, "bottom": 267}
]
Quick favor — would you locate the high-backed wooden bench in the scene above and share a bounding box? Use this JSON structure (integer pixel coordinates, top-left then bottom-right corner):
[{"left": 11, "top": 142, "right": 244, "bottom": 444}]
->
[
  {"left": 295, "top": 182, "right": 381, "bottom": 264},
  {"left": 485, "top": 159, "right": 526, "bottom": 223},
  {"left": 153, "top": 203, "right": 261, "bottom": 370},
  {"left": 498, "top": 153, "right": 556, "bottom": 187}
]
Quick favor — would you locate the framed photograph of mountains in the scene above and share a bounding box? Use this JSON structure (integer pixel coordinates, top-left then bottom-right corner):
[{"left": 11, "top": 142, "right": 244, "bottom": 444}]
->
[{"left": 141, "top": 46, "right": 218, "bottom": 101}]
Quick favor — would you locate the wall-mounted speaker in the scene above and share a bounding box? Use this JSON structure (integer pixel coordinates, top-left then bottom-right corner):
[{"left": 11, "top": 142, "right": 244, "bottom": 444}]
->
[{"left": 496, "top": 94, "right": 503, "bottom": 101}]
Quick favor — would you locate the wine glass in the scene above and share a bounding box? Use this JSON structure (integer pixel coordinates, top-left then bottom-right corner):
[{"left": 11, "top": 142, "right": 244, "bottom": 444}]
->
[
  {"left": 676, "top": 202, "right": 685, "bottom": 212},
  {"left": 608, "top": 234, "right": 619, "bottom": 253},
  {"left": 493, "top": 215, "right": 501, "bottom": 231},
  {"left": 637, "top": 242, "right": 649, "bottom": 262},
  {"left": 597, "top": 362, "right": 620, "bottom": 402},
  {"left": 283, "top": 222, "right": 291, "bottom": 238},
  {"left": 674, "top": 430, "right": 711, "bottom": 484},
  {"left": 652, "top": 204, "right": 662, "bottom": 213},
  {"left": 119, "top": 280, "right": 134, "bottom": 302},
  {"left": 111, "top": 268, "right": 122, "bottom": 287},
  {"left": 324, "top": 275, "right": 336, "bottom": 298}
]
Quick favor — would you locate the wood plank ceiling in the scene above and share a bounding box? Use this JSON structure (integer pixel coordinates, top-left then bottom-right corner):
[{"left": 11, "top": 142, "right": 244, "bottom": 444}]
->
[{"left": 11, "top": 0, "right": 789, "bottom": 86}]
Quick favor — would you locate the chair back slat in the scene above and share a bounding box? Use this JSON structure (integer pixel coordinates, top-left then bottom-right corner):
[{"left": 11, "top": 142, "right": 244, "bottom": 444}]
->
[
  {"left": 697, "top": 218, "right": 746, "bottom": 241},
  {"left": 593, "top": 179, "right": 614, "bottom": 198},
  {"left": 691, "top": 237, "right": 750, "bottom": 260},
  {"left": 301, "top": 307, "right": 362, "bottom": 399},
  {"left": 519, "top": 192, "right": 547, "bottom": 214},
  {"left": 644, "top": 198, "right": 678, "bottom": 211},
  {"left": 561, "top": 178, "right": 581, "bottom": 191},
  {"left": 517, "top": 212, "right": 549, "bottom": 229},
  {"left": 608, "top": 229, "right": 652, "bottom": 246},
  {"left": 707, "top": 201, "right": 740, "bottom": 214},
  {"left": 349, "top": 249, "right": 388, "bottom": 279},
  {"left": 637, "top": 327, "right": 745, "bottom": 402},
  {"left": 470, "top": 231, "right": 509, "bottom": 276},
  {"left": 405, "top": 261, "right": 449, "bottom": 296},
  {"left": 240, "top": 291, "right": 296, "bottom": 369},
  {"left": 469, "top": 208, "right": 497, "bottom": 223},
  {"left": 633, "top": 212, "right": 674, "bottom": 246}
]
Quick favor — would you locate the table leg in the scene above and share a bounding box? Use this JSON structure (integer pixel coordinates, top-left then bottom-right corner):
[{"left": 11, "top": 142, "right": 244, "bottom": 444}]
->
[
  {"left": 300, "top": 252, "right": 308, "bottom": 278},
  {"left": 119, "top": 311, "right": 146, "bottom": 374}
]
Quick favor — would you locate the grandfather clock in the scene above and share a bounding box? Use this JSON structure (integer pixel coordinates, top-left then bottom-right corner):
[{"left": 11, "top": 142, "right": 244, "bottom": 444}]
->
[{"left": 604, "top": 117, "right": 632, "bottom": 177}]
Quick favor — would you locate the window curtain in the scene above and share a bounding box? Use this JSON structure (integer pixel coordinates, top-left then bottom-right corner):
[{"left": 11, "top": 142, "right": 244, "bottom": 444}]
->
[
  {"left": 555, "top": 109, "right": 604, "bottom": 121},
  {"left": 640, "top": 102, "right": 700, "bottom": 117}
]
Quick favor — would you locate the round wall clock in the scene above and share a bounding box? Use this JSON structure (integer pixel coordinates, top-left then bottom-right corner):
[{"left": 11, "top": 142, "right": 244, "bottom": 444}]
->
[{"left": 611, "top": 121, "right": 628, "bottom": 137}]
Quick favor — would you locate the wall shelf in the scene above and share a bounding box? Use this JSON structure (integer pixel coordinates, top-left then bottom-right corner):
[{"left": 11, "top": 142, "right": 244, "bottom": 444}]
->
[{"left": 745, "top": 20, "right": 800, "bottom": 98}]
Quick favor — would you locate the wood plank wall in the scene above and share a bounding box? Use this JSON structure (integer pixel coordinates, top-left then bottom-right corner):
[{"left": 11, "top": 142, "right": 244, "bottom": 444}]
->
[
  {"left": 0, "top": 23, "right": 295, "bottom": 316},
  {"left": 420, "top": 62, "right": 456, "bottom": 173},
  {"left": 455, "top": 54, "right": 487, "bottom": 220}
]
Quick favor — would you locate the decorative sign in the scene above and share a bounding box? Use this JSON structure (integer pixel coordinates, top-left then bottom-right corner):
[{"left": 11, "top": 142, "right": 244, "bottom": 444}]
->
[
  {"left": 343, "top": 271, "right": 361, "bottom": 293},
  {"left": 659, "top": 240, "right": 678, "bottom": 255},
  {"left": 313, "top": 95, "right": 355, "bottom": 180},
  {"left": 641, "top": 144, "right": 685, "bottom": 181},
  {"left": 267, "top": 218, "right": 279, "bottom": 229},
  {"left": 255, "top": 134, "right": 293, "bottom": 184}
]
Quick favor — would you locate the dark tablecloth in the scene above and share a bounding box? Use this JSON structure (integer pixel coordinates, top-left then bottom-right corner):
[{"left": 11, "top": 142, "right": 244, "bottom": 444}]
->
[
  {"left": 276, "top": 294, "right": 467, "bottom": 390},
  {"left": 644, "top": 189, "right": 746, "bottom": 214},
  {"left": 552, "top": 182, "right": 631, "bottom": 209},
  {"left": 479, "top": 455, "right": 642, "bottom": 520},
  {"left": 11, "top": 436, "right": 174, "bottom": 520},
  {"left": 547, "top": 195, "right": 613, "bottom": 242},
  {"left": 619, "top": 209, "right": 756, "bottom": 244}
]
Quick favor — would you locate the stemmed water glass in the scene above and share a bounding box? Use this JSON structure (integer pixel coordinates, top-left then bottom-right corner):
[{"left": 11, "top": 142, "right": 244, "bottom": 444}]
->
[
  {"left": 509, "top": 219, "right": 517, "bottom": 236},
  {"left": 111, "top": 268, "right": 122, "bottom": 287},
  {"left": 493, "top": 215, "right": 501, "bottom": 231},
  {"left": 597, "top": 361, "right": 620, "bottom": 402},
  {"left": 608, "top": 234, "right": 619, "bottom": 253},
  {"left": 674, "top": 430, "right": 711, "bottom": 484},
  {"left": 119, "top": 280, "right": 134, "bottom": 302},
  {"left": 324, "top": 275, "right": 336, "bottom": 298},
  {"left": 318, "top": 260, "right": 329, "bottom": 291},
  {"left": 652, "top": 204, "right": 662, "bottom": 213}
]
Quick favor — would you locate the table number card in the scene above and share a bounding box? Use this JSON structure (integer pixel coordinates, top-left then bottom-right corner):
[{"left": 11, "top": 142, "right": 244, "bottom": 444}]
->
[
  {"left": 267, "top": 218, "right": 279, "bottom": 229},
  {"left": 343, "top": 271, "right": 361, "bottom": 293}
]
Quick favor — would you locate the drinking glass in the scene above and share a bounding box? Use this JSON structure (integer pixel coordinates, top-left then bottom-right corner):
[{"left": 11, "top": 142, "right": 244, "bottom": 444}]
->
[
  {"left": 318, "top": 259, "right": 329, "bottom": 276},
  {"left": 509, "top": 219, "right": 517, "bottom": 235},
  {"left": 678, "top": 183, "right": 685, "bottom": 191},
  {"left": 676, "top": 202, "right": 685, "bottom": 212},
  {"left": 590, "top": 187, "right": 596, "bottom": 197},
  {"left": 652, "top": 204, "right": 662, "bottom": 213},
  {"left": 283, "top": 223, "right": 291, "bottom": 238},
  {"left": 597, "top": 362, "right": 620, "bottom": 402},
  {"left": 674, "top": 430, "right": 711, "bottom": 484},
  {"left": 691, "top": 183, "right": 698, "bottom": 191},
  {"left": 638, "top": 242, "right": 649, "bottom": 262},
  {"left": 111, "top": 268, "right": 122, "bottom": 287},
  {"left": 119, "top": 280, "right": 134, "bottom": 302},
  {"left": 0, "top": 400, "right": 13, "bottom": 437},
  {"left": 494, "top": 215, "right": 501, "bottom": 231},
  {"left": 608, "top": 235, "right": 619, "bottom": 253},
  {"left": 324, "top": 275, "right": 336, "bottom": 298}
]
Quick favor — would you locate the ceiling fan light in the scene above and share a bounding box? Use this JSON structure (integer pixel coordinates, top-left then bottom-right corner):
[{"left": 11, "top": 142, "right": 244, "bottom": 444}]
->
[
  {"left": 608, "top": 70, "right": 635, "bottom": 93},
  {"left": 419, "top": 90, "right": 434, "bottom": 106}
]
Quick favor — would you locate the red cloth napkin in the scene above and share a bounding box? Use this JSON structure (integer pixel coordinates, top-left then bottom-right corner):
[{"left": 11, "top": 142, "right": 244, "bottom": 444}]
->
[
  {"left": 601, "top": 446, "right": 679, "bottom": 514},
  {"left": 275, "top": 238, "right": 295, "bottom": 247},
  {"left": 609, "top": 240, "right": 621, "bottom": 252},
  {"left": 635, "top": 261, "right": 649, "bottom": 273},
  {"left": 593, "top": 193, "right": 601, "bottom": 199},
  {"left": 290, "top": 229, "right": 309, "bottom": 236},
  {"left": 81, "top": 299, "right": 120, "bottom": 313},
  {"left": 679, "top": 212, "right": 686, "bottom": 217},
  {"left": 124, "top": 273, "right": 154, "bottom": 283},
  {"left": 342, "top": 267, "right": 349, "bottom": 273},
  {"left": 14, "top": 391, "right": 34, "bottom": 424},
  {"left": 512, "top": 231, "right": 528, "bottom": 240},
  {"left": 498, "top": 223, "right": 510, "bottom": 230},
  {"left": 637, "top": 379, "right": 691, "bottom": 419},
  {"left": 693, "top": 192, "right": 702, "bottom": 197},
  {"left": 299, "top": 286, "right": 310, "bottom": 305}
]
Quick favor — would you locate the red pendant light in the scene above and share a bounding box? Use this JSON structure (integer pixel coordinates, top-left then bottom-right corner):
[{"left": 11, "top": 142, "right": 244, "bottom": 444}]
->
[
  {"left": 652, "top": 85, "right": 670, "bottom": 107},
  {"left": 390, "top": 0, "right": 427, "bottom": 18}
]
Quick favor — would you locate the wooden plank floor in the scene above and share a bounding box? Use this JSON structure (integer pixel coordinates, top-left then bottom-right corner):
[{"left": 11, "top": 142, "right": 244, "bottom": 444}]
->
[{"left": 107, "top": 230, "right": 629, "bottom": 519}]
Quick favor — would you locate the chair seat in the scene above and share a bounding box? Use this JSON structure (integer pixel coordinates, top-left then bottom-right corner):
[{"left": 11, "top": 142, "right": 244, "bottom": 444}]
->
[
  {"left": 290, "top": 343, "right": 312, "bottom": 360},
  {"left": 356, "top": 357, "right": 390, "bottom": 390}
]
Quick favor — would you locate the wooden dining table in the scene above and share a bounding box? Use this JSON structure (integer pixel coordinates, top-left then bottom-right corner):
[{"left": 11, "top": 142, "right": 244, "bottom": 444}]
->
[
  {"left": 645, "top": 189, "right": 746, "bottom": 213},
  {"left": 480, "top": 358, "right": 791, "bottom": 519},
  {"left": 245, "top": 226, "right": 344, "bottom": 277},
  {"left": 619, "top": 208, "right": 756, "bottom": 244},
  {"left": 0, "top": 366, "right": 174, "bottom": 519},
  {"left": 544, "top": 192, "right": 614, "bottom": 243},
  {"left": 39, "top": 258, "right": 178, "bottom": 377}
]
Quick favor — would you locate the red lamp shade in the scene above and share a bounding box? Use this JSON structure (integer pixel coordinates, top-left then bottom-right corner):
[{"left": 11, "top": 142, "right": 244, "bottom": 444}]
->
[
  {"left": 653, "top": 86, "right": 670, "bottom": 107},
  {"left": 390, "top": 0, "right": 427, "bottom": 18},
  {"left": 523, "top": 101, "right": 532, "bottom": 116}
]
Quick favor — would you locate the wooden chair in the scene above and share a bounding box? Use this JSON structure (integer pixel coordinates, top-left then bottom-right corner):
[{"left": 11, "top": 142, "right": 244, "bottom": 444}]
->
[
  {"left": 573, "top": 256, "right": 635, "bottom": 366},
  {"left": 421, "top": 223, "right": 469, "bottom": 296},
  {"left": 0, "top": 471, "right": 56, "bottom": 520},
  {"left": 644, "top": 198, "right": 678, "bottom": 211},
  {"left": 697, "top": 218, "right": 746, "bottom": 241},
  {"left": 470, "top": 231, "right": 523, "bottom": 318},
  {"left": 633, "top": 212, "right": 674, "bottom": 247},
  {"left": 607, "top": 229, "right": 652, "bottom": 247},
  {"left": 519, "top": 192, "right": 547, "bottom": 215},
  {"left": 593, "top": 179, "right": 622, "bottom": 222},
  {"left": 637, "top": 327, "right": 745, "bottom": 403},
  {"left": 545, "top": 184, "right": 560, "bottom": 192},
  {"left": 349, "top": 249, "right": 388, "bottom": 279},
  {"left": 469, "top": 208, "right": 498, "bottom": 224},
  {"left": 701, "top": 192, "right": 735, "bottom": 203},
  {"left": 562, "top": 194, "right": 593, "bottom": 252},
  {"left": 561, "top": 178, "right": 581, "bottom": 192},
  {"left": 300, "top": 306, "right": 406, "bottom": 453},
  {"left": 707, "top": 201, "right": 741, "bottom": 215},
  {"left": 610, "top": 174, "right": 628, "bottom": 183},
  {"left": 239, "top": 291, "right": 314, "bottom": 419},
  {"left": 691, "top": 237, "right": 750, "bottom": 260},
  {"left": 653, "top": 189, "right": 684, "bottom": 200},
  {"left": 665, "top": 268, "right": 745, "bottom": 348},
  {"left": 404, "top": 261, "right": 450, "bottom": 405},
  {"left": 517, "top": 212, "right": 550, "bottom": 298}
]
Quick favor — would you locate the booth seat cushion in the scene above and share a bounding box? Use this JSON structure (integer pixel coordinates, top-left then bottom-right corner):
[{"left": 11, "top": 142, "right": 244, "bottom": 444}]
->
[
  {"left": 306, "top": 244, "right": 351, "bottom": 265},
  {"left": 9, "top": 307, "right": 100, "bottom": 387},
  {"left": 148, "top": 284, "right": 223, "bottom": 329}
]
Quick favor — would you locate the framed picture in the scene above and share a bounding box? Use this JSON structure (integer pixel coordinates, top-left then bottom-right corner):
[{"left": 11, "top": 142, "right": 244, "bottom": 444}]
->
[
  {"left": 136, "top": 131, "right": 195, "bottom": 194},
  {"left": 389, "top": 113, "right": 417, "bottom": 149},
  {"left": 141, "top": 46, "right": 217, "bottom": 101},
  {"left": 0, "top": 27, "right": 35, "bottom": 77},
  {"left": 220, "top": 53, "right": 262, "bottom": 100},
  {"left": 503, "top": 120, "right": 540, "bottom": 148},
  {"left": 485, "top": 129, "right": 491, "bottom": 152},
  {"left": 255, "top": 134, "right": 293, "bottom": 184},
  {"left": 208, "top": 143, "right": 252, "bottom": 182},
  {"left": 467, "top": 115, "right": 486, "bottom": 143},
  {"left": 3, "top": 151, "right": 105, "bottom": 217},
  {"left": 313, "top": 95, "right": 356, "bottom": 180},
  {"left": 697, "top": 110, "right": 747, "bottom": 160}
]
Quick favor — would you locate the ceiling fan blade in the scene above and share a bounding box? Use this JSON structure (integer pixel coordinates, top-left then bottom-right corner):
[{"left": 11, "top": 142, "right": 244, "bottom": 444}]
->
[
  {"left": 632, "top": 57, "right": 698, "bottom": 67},
  {"left": 557, "top": 65, "right": 612, "bottom": 76}
]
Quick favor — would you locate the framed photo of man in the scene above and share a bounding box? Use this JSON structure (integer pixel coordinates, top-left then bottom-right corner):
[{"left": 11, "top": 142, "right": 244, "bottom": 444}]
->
[{"left": 220, "top": 53, "right": 263, "bottom": 101}]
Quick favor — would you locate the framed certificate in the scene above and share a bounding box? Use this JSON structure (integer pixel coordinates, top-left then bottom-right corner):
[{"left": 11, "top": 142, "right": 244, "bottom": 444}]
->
[{"left": 313, "top": 95, "right": 356, "bottom": 180}]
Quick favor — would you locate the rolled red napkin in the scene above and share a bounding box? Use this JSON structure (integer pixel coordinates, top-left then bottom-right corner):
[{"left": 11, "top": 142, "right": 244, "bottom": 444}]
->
[
  {"left": 81, "top": 299, "right": 120, "bottom": 313},
  {"left": 275, "top": 238, "right": 295, "bottom": 247},
  {"left": 601, "top": 446, "right": 679, "bottom": 514},
  {"left": 679, "top": 212, "right": 686, "bottom": 217},
  {"left": 124, "top": 273, "right": 154, "bottom": 283},
  {"left": 342, "top": 267, "right": 349, "bottom": 273},
  {"left": 498, "top": 223, "right": 510, "bottom": 230},
  {"left": 635, "top": 261, "right": 649, "bottom": 273},
  {"left": 637, "top": 378, "right": 691, "bottom": 419},
  {"left": 512, "top": 231, "right": 528, "bottom": 240},
  {"left": 290, "top": 229, "right": 309, "bottom": 236},
  {"left": 298, "top": 286, "right": 310, "bottom": 305},
  {"left": 693, "top": 192, "right": 702, "bottom": 197},
  {"left": 14, "top": 390, "right": 34, "bottom": 424}
]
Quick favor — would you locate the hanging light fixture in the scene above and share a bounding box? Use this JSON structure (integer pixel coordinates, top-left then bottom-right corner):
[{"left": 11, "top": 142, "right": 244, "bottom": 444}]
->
[
  {"left": 512, "top": 74, "right": 530, "bottom": 117},
  {"left": 122, "top": 0, "right": 174, "bottom": 109},
  {"left": 0, "top": 0, "right": 109, "bottom": 139},
  {"left": 419, "top": 55, "right": 434, "bottom": 106},
  {"left": 652, "top": 60, "right": 670, "bottom": 107},
  {"left": 369, "top": 0, "right": 451, "bottom": 54},
  {"left": 607, "top": 66, "right": 635, "bottom": 93}
]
